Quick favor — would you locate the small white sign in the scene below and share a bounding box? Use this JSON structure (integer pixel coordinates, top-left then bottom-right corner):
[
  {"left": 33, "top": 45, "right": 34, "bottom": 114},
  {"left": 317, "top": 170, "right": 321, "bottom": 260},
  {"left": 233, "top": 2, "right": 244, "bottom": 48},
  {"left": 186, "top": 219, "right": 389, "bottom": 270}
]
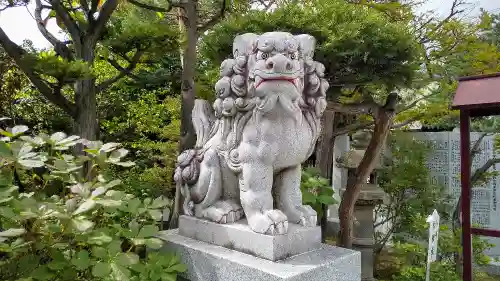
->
[{"left": 426, "top": 209, "right": 440, "bottom": 281}]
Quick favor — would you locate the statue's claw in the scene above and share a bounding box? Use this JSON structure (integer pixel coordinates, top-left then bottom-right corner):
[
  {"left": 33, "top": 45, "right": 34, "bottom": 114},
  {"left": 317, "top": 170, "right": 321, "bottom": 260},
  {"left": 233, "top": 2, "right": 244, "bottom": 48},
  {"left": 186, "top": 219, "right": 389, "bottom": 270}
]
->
[
  {"left": 249, "top": 209, "right": 288, "bottom": 235},
  {"left": 202, "top": 199, "right": 244, "bottom": 224}
]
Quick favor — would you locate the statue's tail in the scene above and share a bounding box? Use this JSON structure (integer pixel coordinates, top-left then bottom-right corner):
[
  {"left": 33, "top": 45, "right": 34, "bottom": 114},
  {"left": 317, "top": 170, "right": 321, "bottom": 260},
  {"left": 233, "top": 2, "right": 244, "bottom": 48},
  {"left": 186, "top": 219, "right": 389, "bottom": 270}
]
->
[
  {"left": 174, "top": 99, "right": 216, "bottom": 215},
  {"left": 192, "top": 99, "right": 216, "bottom": 148}
]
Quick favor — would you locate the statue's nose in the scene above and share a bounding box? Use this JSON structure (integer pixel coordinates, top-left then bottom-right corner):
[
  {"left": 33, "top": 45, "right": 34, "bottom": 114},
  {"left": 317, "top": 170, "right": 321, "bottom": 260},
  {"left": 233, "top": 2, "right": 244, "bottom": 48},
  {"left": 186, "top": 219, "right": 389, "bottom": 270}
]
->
[{"left": 265, "top": 54, "right": 293, "bottom": 73}]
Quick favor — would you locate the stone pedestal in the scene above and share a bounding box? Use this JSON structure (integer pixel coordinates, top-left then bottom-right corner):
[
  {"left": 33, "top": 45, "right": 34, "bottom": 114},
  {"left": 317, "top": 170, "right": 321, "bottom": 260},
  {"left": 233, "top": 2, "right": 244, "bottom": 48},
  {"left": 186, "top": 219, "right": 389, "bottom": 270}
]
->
[
  {"left": 178, "top": 215, "right": 321, "bottom": 261},
  {"left": 159, "top": 216, "right": 361, "bottom": 281}
]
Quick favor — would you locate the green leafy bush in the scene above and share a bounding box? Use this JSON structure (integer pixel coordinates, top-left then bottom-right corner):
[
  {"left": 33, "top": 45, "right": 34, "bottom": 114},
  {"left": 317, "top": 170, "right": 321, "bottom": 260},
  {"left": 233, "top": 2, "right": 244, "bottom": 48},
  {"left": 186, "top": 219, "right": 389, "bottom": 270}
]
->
[
  {"left": 301, "top": 167, "right": 336, "bottom": 219},
  {"left": 0, "top": 123, "right": 185, "bottom": 281},
  {"left": 377, "top": 214, "right": 494, "bottom": 281}
]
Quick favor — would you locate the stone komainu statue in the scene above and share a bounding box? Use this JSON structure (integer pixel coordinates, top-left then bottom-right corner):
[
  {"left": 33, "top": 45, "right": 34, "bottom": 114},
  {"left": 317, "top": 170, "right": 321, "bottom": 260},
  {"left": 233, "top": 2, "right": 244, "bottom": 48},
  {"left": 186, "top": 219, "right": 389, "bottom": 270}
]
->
[{"left": 174, "top": 32, "right": 329, "bottom": 235}]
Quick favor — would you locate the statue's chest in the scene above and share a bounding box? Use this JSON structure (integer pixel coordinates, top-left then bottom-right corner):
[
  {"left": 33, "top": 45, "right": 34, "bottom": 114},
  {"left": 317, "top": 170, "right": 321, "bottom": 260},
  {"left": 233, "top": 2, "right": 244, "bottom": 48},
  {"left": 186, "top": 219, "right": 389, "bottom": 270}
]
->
[{"left": 259, "top": 116, "right": 313, "bottom": 167}]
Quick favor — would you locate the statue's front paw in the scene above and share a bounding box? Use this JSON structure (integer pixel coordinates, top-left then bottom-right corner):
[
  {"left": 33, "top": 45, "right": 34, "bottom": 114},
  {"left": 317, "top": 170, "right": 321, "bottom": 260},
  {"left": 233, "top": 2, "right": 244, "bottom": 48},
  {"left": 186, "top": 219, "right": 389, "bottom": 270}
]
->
[
  {"left": 249, "top": 210, "right": 288, "bottom": 235},
  {"left": 296, "top": 205, "right": 317, "bottom": 227},
  {"left": 201, "top": 200, "right": 244, "bottom": 224}
]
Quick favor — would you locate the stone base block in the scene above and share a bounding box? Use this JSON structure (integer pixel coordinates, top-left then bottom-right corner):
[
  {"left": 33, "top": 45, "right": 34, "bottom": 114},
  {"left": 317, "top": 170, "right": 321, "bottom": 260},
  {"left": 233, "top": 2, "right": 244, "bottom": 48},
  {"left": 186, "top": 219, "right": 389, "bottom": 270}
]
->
[
  {"left": 178, "top": 215, "right": 321, "bottom": 261},
  {"left": 159, "top": 229, "right": 361, "bottom": 281}
]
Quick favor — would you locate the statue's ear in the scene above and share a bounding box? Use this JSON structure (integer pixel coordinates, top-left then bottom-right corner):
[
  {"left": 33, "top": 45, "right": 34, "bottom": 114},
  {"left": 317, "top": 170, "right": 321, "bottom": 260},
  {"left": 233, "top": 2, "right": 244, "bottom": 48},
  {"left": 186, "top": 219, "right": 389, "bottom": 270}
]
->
[
  {"left": 294, "top": 34, "right": 316, "bottom": 60},
  {"left": 233, "top": 33, "right": 259, "bottom": 57}
]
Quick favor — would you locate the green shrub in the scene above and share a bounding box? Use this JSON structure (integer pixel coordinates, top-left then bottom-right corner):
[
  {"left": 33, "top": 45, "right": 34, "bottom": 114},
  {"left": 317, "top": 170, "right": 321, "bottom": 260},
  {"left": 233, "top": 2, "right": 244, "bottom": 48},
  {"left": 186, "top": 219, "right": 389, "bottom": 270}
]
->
[
  {"left": 0, "top": 123, "right": 185, "bottom": 281},
  {"left": 300, "top": 167, "right": 336, "bottom": 219}
]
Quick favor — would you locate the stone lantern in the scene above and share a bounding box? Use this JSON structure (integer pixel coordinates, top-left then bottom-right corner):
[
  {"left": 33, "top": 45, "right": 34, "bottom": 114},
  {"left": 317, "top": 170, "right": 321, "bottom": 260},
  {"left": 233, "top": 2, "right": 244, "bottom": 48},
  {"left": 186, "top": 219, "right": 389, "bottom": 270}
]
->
[{"left": 339, "top": 130, "right": 389, "bottom": 281}]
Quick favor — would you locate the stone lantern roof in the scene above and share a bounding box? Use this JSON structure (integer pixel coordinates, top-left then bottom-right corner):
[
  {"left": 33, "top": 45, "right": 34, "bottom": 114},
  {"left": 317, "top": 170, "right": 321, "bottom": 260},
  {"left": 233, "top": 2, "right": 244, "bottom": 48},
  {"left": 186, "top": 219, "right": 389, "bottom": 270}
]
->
[
  {"left": 337, "top": 129, "right": 386, "bottom": 169},
  {"left": 338, "top": 150, "right": 384, "bottom": 170}
]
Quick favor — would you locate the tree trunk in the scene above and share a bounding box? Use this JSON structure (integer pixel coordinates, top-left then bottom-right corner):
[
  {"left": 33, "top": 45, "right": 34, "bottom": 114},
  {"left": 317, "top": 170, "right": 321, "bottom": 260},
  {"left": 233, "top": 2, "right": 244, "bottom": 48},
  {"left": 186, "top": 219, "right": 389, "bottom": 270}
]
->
[
  {"left": 338, "top": 93, "right": 398, "bottom": 248},
  {"left": 316, "top": 110, "right": 336, "bottom": 242},
  {"left": 169, "top": 2, "right": 198, "bottom": 229},
  {"left": 74, "top": 42, "right": 97, "bottom": 141},
  {"left": 75, "top": 79, "right": 97, "bottom": 141},
  {"left": 178, "top": 2, "right": 198, "bottom": 152},
  {"left": 73, "top": 42, "right": 97, "bottom": 179}
]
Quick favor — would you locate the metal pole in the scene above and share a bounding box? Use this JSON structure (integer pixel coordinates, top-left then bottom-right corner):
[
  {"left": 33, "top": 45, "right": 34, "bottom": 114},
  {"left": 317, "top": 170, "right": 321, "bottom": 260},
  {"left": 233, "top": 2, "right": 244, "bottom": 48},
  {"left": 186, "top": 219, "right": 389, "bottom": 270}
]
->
[{"left": 460, "top": 110, "right": 473, "bottom": 281}]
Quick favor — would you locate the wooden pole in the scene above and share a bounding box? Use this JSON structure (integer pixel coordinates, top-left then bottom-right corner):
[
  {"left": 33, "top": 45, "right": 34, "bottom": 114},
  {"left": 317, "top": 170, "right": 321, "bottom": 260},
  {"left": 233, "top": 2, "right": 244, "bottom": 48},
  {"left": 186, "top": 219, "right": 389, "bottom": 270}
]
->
[{"left": 460, "top": 110, "right": 472, "bottom": 281}]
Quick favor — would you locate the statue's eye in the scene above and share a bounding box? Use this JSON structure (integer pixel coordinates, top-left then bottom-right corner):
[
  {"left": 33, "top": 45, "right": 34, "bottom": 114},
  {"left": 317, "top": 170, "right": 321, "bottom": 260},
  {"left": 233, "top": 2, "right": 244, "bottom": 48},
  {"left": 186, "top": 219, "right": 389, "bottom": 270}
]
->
[
  {"left": 290, "top": 53, "right": 296, "bottom": 60},
  {"left": 261, "top": 53, "right": 269, "bottom": 60}
]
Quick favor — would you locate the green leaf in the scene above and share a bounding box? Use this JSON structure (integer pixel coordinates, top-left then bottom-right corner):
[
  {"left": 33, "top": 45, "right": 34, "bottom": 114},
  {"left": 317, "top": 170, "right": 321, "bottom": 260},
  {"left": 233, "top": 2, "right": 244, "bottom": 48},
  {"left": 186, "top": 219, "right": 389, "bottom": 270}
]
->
[
  {"left": 0, "top": 228, "right": 25, "bottom": 237},
  {"left": 148, "top": 209, "right": 163, "bottom": 221},
  {"left": 88, "top": 233, "right": 113, "bottom": 245},
  {"left": 127, "top": 198, "right": 141, "bottom": 213},
  {"left": 113, "top": 161, "right": 135, "bottom": 167},
  {"left": 92, "top": 186, "right": 109, "bottom": 197},
  {"left": 50, "top": 132, "right": 67, "bottom": 142},
  {"left": 17, "top": 159, "right": 45, "bottom": 168},
  {"left": 111, "top": 262, "right": 131, "bottom": 281},
  {"left": 97, "top": 199, "right": 122, "bottom": 207},
  {"left": 47, "top": 260, "right": 67, "bottom": 270},
  {"left": 145, "top": 238, "right": 163, "bottom": 249},
  {"left": 116, "top": 252, "right": 139, "bottom": 266},
  {"left": 71, "top": 250, "right": 91, "bottom": 270},
  {"left": 110, "top": 148, "right": 129, "bottom": 160},
  {"left": 53, "top": 159, "right": 69, "bottom": 170},
  {"left": 91, "top": 246, "right": 108, "bottom": 259},
  {"left": 302, "top": 191, "right": 316, "bottom": 204},
  {"left": 11, "top": 125, "right": 29, "bottom": 135},
  {"left": 150, "top": 196, "right": 170, "bottom": 209},
  {"left": 103, "top": 179, "right": 122, "bottom": 189},
  {"left": 318, "top": 195, "right": 336, "bottom": 205},
  {"left": 73, "top": 199, "right": 97, "bottom": 215},
  {"left": 165, "top": 263, "right": 187, "bottom": 273},
  {"left": 100, "top": 142, "right": 120, "bottom": 152},
  {"left": 107, "top": 240, "right": 123, "bottom": 255},
  {"left": 32, "top": 265, "right": 55, "bottom": 280},
  {"left": 162, "top": 273, "right": 177, "bottom": 281},
  {"left": 138, "top": 225, "right": 158, "bottom": 238},
  {"left": 0, "top": 141, "right": 11, "bottom": 157},
  {"left": 155, "top": 11, "right": 164, "bottom": 18},
  {"left": 71, "top": 218, "right": 94, "bottom": 232},
  {"left": 129, "top": 220, "right": 140, "bottom": 236},
  {"left": 0, "top": 129, "right": 13, "bottom": 137},
  {"left": 92, "top": 262, "right": 111, "bottom": 277}
]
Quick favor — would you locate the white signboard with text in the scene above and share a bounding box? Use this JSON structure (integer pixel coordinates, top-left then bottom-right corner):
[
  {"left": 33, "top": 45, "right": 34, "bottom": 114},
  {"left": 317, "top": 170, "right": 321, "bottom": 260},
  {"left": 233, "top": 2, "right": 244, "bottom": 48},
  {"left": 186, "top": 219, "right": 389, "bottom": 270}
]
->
[{"left": 426, "top": 209, "right": 440, "bottom": 281}]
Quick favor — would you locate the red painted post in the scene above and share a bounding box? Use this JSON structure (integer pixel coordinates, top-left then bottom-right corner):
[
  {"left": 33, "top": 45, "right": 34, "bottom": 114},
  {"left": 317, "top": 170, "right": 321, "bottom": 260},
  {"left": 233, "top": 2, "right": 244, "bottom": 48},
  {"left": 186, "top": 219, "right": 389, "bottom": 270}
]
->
[{"left": 460, "top": 110, "right": 473, "bottom": 281}]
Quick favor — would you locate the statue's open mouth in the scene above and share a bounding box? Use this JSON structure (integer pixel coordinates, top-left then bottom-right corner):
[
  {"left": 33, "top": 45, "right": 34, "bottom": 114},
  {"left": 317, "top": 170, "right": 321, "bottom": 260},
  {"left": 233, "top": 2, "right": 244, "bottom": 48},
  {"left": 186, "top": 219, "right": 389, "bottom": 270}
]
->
[
  {"left": 253, "top": 72, "right": 299, "bottom": 89},
  {"left": 255, "top": 77, "right": 296, "bottom": 88}
]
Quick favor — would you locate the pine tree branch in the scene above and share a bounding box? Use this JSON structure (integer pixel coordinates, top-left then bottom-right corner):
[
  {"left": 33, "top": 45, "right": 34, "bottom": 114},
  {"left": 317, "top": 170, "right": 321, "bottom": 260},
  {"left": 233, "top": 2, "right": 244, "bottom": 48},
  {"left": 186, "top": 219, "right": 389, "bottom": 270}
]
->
[
  {"left": 89, "top": 0, "right": 99, "bottom": 22},
  {"left": 397, "top": 91, "right": 440, "bottom": 113},
  {"left": 471, "top": 158, "right": 500, "bottom": 184},
  {"left": 391, "top": 114, "right": 425, "bottom": 129},
  {"left": 419, "top": 0, "right": 467, "bottom": 44},
  {"left": 89, "top": 0, "right": 118, "bottom": 45},
  {"left": 197, "top": 0, "right": 228, "bottom": 33},
  {"left": 127, "top": 0, "right": 179, "bottom": 12},
  {"left": 96, "top": 49, "right": 144, "bottom": 92},
  {"left": 50, "top": 0, "right": 82, "bottom": 48},
  {"left": 0, "top": 27, "right": 77, "bottom": 118},
  {"left": 35, "top": 0, "right": 73, "bottom": 60},
  {"left": 327, "top": 101, "right": 378, "bottom": 116}
]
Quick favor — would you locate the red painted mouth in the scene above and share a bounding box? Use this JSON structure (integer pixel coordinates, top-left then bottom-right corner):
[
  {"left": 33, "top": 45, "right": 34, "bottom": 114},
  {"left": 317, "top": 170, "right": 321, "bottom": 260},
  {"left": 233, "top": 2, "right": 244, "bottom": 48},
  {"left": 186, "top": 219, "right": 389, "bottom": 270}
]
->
[{"left": 255, "top": 77, "right": 296, "bottom": 88}]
